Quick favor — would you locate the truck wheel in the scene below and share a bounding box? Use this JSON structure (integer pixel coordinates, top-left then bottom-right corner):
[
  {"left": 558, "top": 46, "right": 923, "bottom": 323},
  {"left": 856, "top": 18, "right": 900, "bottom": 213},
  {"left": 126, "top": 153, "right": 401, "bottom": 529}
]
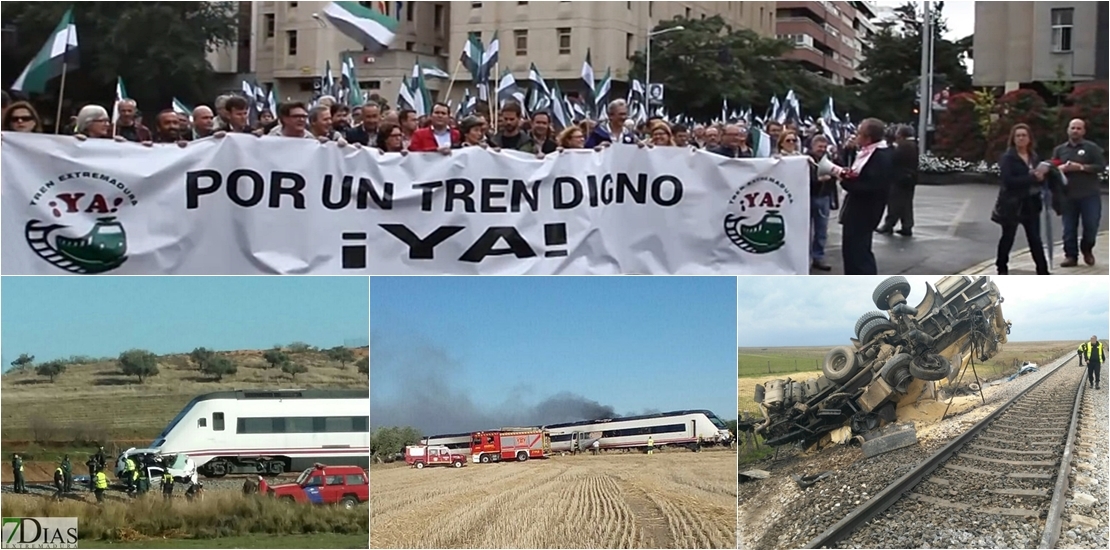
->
[
  {"left": 822, "top": 346, "right": 861, "bottom": 383},
  {"left": 280, "top": 495, "right": 295, "bottom": 503},
  {"left": 854, "top": 311, "right": 889, "bottom": 340},
  {"left": 453, "top": 460, "right": 463, "bottom": 468},
  {"left": 517, "top": 452, "right": 528, "bottom": 462},
  {"left": 880, "top": 353, "right": 914, "bottom": 392},
  {"left": 873, "top": 276, "right": 912, "bottom": 310},
  {"left": 339, "top": 496, "right": 358, "bottom": 509},
  {"left": 479, "top": 455, "right": 490, "bottom": 464},
  {"left": 858, "top": 317, "right": 897, "bottom": 344},
  {"left": 910, "top": 353, "right": 950, "bottom": 381},
  {"left": 415, "top": 461, "right": 425, "bottom": 469}
]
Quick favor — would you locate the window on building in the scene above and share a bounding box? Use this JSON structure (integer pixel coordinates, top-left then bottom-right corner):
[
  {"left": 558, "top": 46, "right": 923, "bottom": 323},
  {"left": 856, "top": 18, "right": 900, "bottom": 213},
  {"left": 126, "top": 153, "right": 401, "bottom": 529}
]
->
[
  {"left": 685, "top": 7, "right": 691, "bottom": 19},
  {"left": 649, "top": 1, "right": 653, "bottom": 17},
  {"left": 406, "top": 1, "right": 414, "bottom": 21},
  {"left": 627, "top": 1, "right": 631, "bottom": 10},
  {"left": 286, "top": 30, "right": 297, "bottom": 55},
  {"left": 471, "top": 2, "right": 482, "bottom": 8},
  {"left": 557, "top": 27, "right": 571, "bottom": 55},
  {"left": 514, "top": 29, "right": 528, "bottom": 56},
  {"left": 434, "top": 45, "right": 443, "bottom": 56},
  {"left": 265, "top": 14, "right": 275, "bottom": 38},
  {"left": 1051, "top": 8, "right": 1074, "bottom": 52},
  {"left": 626, "top": 32, "right": 633, "bottom": 60},
  {"left": 405, "top": 41, "right": 415, "bottom": 51},
  {"left": 289, "top": 1, "right": 298, "bottom": 7},
  {"left": 518, "top": 1, "right": 528, "bottom": 4},
  {"left": 434, "top": 4, "right": 444, "bottom": 29}
]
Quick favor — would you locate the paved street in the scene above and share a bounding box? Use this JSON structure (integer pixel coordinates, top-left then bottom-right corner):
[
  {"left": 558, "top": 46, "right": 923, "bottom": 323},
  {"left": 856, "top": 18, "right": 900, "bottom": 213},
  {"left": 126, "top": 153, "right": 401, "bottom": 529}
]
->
[{"left": 818, "top": 183, "right": 1110, "bottom": 275}]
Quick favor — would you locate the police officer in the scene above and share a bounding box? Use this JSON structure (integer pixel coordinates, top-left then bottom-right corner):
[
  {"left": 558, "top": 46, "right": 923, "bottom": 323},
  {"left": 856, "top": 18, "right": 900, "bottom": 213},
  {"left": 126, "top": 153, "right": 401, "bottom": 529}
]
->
[
  {"left": 162, "top": 468, "right": 174, "bottom": 500},
  {"left": 11, "top": 454, "right": 26, "bottom": 494},
  {"left": 92, "top": 446, "right": 107, "bottom": 471},
  {"left": 61, "top": 454, "right": 72, "bottom": 493},
  {"left": 53, "top": 465, "right": 65, "bottom": 500},
  {"left": 124, "top": 456, "right": 138, "bottom": 494},
  {"left": 1080, "top": 336, "right": 1105, "bottom": 389},
  {"left": 93, "top": 466, "right": 109, "bottom": 504},
  {"left": 85, "top": 456, "right": 98, "bottom": 490}
]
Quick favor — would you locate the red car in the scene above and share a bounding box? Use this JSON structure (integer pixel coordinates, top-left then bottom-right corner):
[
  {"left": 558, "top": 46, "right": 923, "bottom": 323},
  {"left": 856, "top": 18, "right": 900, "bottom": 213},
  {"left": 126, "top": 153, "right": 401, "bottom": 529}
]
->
[
  {"left": 259, "top": 464, "right": 368, "bottom": 509},
  {"left": 404, "top": 445, "right": 467, "bottom": 468}
]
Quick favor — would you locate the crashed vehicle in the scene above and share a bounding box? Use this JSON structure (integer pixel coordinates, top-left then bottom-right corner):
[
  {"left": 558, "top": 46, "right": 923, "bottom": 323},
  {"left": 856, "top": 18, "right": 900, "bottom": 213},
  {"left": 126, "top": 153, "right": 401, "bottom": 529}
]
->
[
  {"left": 115, "top": 448, "right": 197, "bottom": 483},
  {"left": 753, "top": 276, "right": 1010, "bottom": 448}
]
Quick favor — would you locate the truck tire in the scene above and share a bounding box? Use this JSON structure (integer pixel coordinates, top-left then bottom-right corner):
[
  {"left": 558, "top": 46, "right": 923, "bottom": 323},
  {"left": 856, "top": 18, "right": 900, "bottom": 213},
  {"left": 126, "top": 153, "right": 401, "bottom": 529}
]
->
[
  {"left": 415, "top": 461, "right": 425, "bottom": 469},
  {"left": 453, "top": 460, "right": 463, "bottom": 468},
  {"left": 339, "top": 496, "right": 358, "bottom": 509},
  {"left": 822, "top": 346, "right": 861, "bottom": 383},
  {"left": 880, "top": 353, "right": 913, "bottom": 392},
  {"left": 754, "top": 384, "right": 765, "bottom": 404},
  {"left": 516, "top": 452, "right": 528, "bottom": 462},
  {"left": 479, "top": 454, "right": 490, "bottom": 464},
  {"left": 854, "top": 311, "right": 889, "bottom": 340},
  {"left": 279, "top": 495, "right": 295, "bottom": 503},
  {"left": 858, "top": 317, "right": 897, "bottom": 344},
  {"left": 910, "top": 353, "right": 950, "bottom": 381},
  {"left": 873, "top": 276, "right": 912, "bottom": 310}
]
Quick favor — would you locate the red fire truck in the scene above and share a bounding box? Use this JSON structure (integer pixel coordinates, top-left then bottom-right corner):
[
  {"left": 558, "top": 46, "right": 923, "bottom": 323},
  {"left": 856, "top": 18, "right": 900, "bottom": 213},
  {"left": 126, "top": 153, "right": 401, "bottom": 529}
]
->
[{"left": 470, "top": 429, "right": 550, "bottom": 463}]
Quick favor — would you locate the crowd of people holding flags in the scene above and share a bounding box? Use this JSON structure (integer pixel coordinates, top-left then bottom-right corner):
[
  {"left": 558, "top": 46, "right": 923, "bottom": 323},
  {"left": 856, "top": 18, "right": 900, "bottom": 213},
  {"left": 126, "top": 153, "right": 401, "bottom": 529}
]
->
[{"left": 3, "top": 0, "right": 1105, "bottom": 275}]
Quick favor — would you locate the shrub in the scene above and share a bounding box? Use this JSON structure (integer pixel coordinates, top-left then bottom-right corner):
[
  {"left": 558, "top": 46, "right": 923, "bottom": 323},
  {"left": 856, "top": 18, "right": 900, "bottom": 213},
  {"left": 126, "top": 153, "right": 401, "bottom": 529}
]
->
[
  {"left": 933, "top": 92, "right": 986, "bottom": 162},
  {"left": 1059, "top": 82, "right": 1109, "bottom": 151},
  {"left": 988, "top": 89, "right": 1050, "bottom": 161}
]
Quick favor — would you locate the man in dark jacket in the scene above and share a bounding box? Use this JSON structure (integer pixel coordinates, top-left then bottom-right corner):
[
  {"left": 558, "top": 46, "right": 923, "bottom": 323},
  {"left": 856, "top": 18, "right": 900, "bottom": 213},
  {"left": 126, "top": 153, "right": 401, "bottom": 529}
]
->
[
  {"left": 488, "top": 102, "right": 536, "bottom": 152},
  {"left": 1052, "top": 119, "right": 1107, "bottom": 267},
  {"left": 345, "top": 103, "right": 381, "bottom": 146},
  {"left": 878, "top": 126, "right": 920, "bottom": 236},
  {"left": 840, "top": 118, "right": 894, "bottom": 275},
  {"left": 809, "top": 135, "right": 837, "bottom": 271},
  {"left": 112, "top": 99, "right": 152, "bottom": 142}
]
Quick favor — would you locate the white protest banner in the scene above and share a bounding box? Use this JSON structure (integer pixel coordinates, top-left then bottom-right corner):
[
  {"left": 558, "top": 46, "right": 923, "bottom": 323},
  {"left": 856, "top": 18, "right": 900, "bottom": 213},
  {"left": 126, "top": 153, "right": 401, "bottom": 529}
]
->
[{"left": 1, "top": 133, "right": 810, "bottom": 275}]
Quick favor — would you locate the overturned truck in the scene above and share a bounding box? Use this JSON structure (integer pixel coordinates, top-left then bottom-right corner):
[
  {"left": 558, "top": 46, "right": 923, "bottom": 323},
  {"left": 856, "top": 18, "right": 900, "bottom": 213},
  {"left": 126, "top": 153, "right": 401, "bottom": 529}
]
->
[{"left": 754, "top": 276, "right": 1011, "bottom": 448}]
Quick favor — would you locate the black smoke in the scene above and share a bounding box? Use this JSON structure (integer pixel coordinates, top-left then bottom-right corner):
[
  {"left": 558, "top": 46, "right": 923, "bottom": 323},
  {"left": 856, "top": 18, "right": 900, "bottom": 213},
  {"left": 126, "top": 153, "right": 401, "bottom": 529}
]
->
[{"left": 369, "top": 333, "right": 620, "bottom": 435}]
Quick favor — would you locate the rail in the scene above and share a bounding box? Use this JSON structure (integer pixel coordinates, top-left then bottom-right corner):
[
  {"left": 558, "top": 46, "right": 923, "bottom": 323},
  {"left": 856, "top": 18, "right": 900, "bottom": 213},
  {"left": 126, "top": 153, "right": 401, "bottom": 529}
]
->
[{"left": 803, "top": 353, "right": 1082, "bottom": 549}]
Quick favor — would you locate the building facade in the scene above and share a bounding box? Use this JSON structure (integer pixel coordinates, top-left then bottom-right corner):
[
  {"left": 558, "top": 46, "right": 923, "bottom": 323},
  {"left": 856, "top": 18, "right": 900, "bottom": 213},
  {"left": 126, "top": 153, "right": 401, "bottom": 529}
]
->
[
  {"left": 775, "top": 0, "right": 876, "bottom": 85},
  {"left": 973, "top": 1, "right": 1109, "bottom": 90},
  {"left": 445, "top": 0, "right": 776, "bottom": 104},
  {"left": 245, "top": 1, "right": 451, "bottom": 105}
]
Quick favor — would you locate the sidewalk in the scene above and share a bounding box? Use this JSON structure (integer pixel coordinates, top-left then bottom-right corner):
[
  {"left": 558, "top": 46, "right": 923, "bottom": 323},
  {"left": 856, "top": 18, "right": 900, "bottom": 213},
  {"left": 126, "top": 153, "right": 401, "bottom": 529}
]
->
[{"left": 962, "top": 231, "right": 1110, "bottom": 275}]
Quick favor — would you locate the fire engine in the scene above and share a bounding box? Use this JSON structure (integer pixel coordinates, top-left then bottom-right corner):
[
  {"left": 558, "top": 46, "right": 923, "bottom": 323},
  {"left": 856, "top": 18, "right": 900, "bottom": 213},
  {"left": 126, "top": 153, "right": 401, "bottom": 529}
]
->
[
  {"left": 470, "top": 429, "right": 550, "bottom": 463},
  {"left": 404, "top": 445, "right": 467, "bottom": 468}
]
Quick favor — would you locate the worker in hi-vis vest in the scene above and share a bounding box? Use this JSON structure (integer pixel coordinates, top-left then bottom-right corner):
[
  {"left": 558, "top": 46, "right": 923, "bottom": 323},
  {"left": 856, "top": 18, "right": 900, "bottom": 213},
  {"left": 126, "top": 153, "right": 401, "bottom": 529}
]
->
[
  {"left": 647, "top": 436, "right": 655, "bottom": 456},
  {"left": 1079, "top": 336, "right": 1105, "bottom": 390}
]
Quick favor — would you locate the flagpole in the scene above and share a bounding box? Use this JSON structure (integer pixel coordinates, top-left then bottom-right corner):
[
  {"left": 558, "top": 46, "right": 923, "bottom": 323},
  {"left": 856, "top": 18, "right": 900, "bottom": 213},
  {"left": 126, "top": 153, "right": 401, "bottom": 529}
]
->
[
  {"left": 443, "top": 59, "right": 464, "bottom": 103},
  {"left": 491, "top": 62, "right": 499, "bottom": 133},
  {"left": 54, "top": 20, "right": 74, "bottom": 135}
]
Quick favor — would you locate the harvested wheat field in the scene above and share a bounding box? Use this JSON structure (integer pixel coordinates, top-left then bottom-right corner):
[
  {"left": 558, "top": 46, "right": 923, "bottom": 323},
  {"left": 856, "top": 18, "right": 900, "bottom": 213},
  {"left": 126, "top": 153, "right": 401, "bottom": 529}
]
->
[{"left": 370, "top": 450, "right": 737, "bottom": 549}]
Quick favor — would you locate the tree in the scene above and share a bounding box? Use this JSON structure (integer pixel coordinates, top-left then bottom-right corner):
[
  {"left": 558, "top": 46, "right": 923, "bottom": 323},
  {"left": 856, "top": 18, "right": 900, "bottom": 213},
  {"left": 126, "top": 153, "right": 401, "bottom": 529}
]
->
[
  {"left": 118, "top": 349, "right": 159, "bottom": 383},
  {"left": 190, "top": 347, "right": 215, "bottom": 370},
  {"left": 281, "top": 362, "right": 307, "bottom": 380},
  {"left": 357, "top": 356, "right": 369, "bottom": 375},
  {"left": 325, "top": 346, "right": 356, "bottom": 366},
  {"left": 369, "top": 426, "right": 423, "bottom": 460},
  {"left": 35, "top": 360, "right": 66, "bottom": 383},
  {"left": 201, "top": 356, "right": 237, "bottom": 381},
  {"left": 10, "top": 353, "right": 34, "bottom": 372},
  {"left": 856, "top": 2, "right": 972, "bottom": 124},
  {"left": 1, "top": 2, "right": 239, "bottom": 119},
  {"left": 263, "top": 348, "right": 287, "bottom": 369},
  {"left": 286, "top": 342, "right": 315, "bottom": 353}
]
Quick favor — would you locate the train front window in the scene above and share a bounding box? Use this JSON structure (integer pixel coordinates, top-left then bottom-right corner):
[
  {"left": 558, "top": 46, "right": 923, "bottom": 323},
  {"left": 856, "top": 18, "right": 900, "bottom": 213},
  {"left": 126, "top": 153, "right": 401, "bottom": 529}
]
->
[{"left": 707, "top": 414, "right": 727, "bottom": 429}]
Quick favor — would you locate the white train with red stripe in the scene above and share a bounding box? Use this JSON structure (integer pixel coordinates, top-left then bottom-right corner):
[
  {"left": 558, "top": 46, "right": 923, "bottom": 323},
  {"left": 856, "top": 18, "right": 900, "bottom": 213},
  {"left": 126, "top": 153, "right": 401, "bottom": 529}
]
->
[
  {"left": 424, "top": 409, "right": 732, "bottom": 455},
  {"left": 148, "top": 390, "right": 368, "bottom": 478}
]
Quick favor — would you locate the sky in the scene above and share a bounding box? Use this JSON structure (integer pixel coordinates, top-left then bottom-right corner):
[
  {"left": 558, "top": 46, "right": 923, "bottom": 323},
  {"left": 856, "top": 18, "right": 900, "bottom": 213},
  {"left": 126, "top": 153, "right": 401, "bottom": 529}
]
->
[
  {"left": 1, "top": 277, "right": 369, "bottom": 369},
  {"left": 738, "top": 276, "right": 1110, "bottom": 347},
  {"left": 370, "top": 277, "right": 738, "bottom": 434},
  {"left": 875, "top": 0, "right": 976, "bottom": 40}
]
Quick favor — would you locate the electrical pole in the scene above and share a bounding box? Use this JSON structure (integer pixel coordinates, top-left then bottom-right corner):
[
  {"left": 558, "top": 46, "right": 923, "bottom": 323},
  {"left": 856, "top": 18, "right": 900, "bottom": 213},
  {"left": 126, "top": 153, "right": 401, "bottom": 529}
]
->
[{"left": 917, "top": 1, "right": 932, "bottom": 155}]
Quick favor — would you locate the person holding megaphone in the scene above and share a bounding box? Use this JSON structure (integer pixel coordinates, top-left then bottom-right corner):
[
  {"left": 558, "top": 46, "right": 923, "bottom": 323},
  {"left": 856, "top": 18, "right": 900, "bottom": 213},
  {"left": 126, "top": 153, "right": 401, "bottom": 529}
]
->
[{"left": 809, "top": 135, "right": 837, "bottom": 271}]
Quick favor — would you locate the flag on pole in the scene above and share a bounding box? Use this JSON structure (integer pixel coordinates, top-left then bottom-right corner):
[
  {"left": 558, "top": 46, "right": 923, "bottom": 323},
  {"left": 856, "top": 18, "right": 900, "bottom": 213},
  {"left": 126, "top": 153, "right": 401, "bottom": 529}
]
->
[
  {"left": 580, "top": 49, "right": 596, "bottom": 117},
  {"left": 11, "top": 7, "right": 80, "bottom": 93},
  {"left": 593, "top": 67, "right": 611, "bottom": 116},
  {"left": 460, "top": 34, "right": 484, "bottom": 80},
  {"left": 341, "top": 54, "right": 364, "bottom": 106},
  {"left": 172, "top": 98, "right": 192, "bottom": 120},
  {"left": 479, "top": 31, "right": 500, "bottom": 83},
  {"left": 111, "top": 77, "right": 128, "bottom": 125},
  {"left": 322, "top": 1, "right": 398, "bottom": 51},
  {"left": 497, "top": 68, "right": 518, "bottom": 107}
]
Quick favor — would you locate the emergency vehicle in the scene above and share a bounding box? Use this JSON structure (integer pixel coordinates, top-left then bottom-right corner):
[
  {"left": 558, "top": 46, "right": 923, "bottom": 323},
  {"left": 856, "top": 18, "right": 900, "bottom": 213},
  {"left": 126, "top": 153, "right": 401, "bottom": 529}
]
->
[
  {"left": 471, "top": 429, "right": 550, "bottom": 463},
  {"left": 404, "top": 445, "right": 467, "bottom": 468},
  {"left": 258, "top": 463, "right": 368, "bottom": 509}
]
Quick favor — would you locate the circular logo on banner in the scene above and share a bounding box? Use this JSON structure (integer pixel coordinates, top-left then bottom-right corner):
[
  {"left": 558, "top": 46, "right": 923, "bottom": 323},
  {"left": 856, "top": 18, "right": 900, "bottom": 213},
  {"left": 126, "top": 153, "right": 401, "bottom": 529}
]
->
[
  {"left": 24, "top": 172, "right": 137, "bottom": 274},
  {"left": 724, "top": 176, "right": 794, "bottom": 254}
]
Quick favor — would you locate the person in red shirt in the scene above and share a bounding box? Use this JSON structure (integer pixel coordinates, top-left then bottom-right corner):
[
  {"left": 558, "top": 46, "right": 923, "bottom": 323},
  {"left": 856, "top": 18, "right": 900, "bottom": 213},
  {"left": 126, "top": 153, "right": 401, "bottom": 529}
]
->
[{"left": 408, "top": 102, "right": 458, "bottom": 153}]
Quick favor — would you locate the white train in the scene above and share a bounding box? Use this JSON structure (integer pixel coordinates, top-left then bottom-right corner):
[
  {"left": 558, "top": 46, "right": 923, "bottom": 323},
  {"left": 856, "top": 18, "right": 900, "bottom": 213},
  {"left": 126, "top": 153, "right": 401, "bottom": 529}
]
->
[
  {"left": 424, "top": 409, "right": 732, "bottom": 455},
  {"left": 149, "top": 390, "right": 368, "bottom": 478}
]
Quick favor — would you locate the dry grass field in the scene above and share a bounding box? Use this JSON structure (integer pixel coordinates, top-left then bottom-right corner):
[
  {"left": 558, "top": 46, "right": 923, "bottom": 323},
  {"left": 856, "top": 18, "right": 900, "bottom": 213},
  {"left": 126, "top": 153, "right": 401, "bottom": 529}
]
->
[
  {"left": 369, "top": 451, "right": 736, "bottom": 549},
  {"left": 1, "top": 347, "right": 368, "bottom": 452}
]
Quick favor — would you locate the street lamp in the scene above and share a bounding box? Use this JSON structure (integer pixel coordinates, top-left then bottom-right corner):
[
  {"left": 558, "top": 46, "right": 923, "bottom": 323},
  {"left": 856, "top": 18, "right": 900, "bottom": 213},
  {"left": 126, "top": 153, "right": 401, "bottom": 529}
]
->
[
  {"left": 646, "top": 26, "right": 684, "bottom": 105},
  {"left": 916, "top": 1, "right": 932, "bottom": 155}
]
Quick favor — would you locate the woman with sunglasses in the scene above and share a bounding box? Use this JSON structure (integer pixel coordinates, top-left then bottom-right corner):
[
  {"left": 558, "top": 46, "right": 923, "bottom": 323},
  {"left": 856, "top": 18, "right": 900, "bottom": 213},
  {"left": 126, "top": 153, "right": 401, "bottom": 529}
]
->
[
  {"left": 3, "top": 101, "right": 42, "bottom": 133},
  {"left": 778, "top": 131, "right": 804, "bottom": 156}
]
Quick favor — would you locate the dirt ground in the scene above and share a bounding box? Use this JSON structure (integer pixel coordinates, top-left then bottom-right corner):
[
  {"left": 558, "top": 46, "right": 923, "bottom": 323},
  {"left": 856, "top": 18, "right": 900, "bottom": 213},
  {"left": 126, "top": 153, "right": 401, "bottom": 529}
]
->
[{"left": 370, "top": 450, "right": 737, "bottom": 549}]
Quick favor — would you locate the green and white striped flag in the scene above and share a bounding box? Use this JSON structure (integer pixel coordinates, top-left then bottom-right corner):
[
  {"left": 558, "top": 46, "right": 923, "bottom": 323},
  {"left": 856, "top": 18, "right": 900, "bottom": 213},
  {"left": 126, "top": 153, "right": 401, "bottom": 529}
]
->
[
  {"left": 172, "top": 98, "right": 192, "bottom": 120},
  {"left": 111, "top": 77, "right": 129, "bottom": 125},
  {"left": 322, "top": 1, "right": 397, "bottom": 51},
  {"left": 11, "top": 8, "right": 80, "bottom": 94}
]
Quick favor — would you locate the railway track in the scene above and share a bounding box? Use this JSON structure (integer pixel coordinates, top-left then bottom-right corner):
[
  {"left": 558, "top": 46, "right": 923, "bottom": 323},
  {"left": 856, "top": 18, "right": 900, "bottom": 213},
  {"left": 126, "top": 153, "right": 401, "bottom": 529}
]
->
[{"left": 805, "top": 354, "right": 1086, "bottom": 549}]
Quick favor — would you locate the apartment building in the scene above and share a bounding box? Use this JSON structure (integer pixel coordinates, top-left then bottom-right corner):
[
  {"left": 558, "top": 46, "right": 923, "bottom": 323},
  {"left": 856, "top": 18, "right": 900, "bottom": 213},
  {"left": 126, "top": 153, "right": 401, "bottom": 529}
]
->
[
  {"left": 973, "top": 1, "right": 1109, "bottom": 90},
  {"left": 775, "top": 0, "right": 876, "bottom": 85},
  {"left": 246, "top": 1, "right": 451, "bottom": 104},
  {"left": 445, "top": 0, "right": 776, "bottom": 105}
]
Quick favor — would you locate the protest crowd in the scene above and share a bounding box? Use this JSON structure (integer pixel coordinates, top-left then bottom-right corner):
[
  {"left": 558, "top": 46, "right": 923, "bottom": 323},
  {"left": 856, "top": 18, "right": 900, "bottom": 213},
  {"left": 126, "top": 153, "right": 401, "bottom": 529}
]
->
[{"left": 2, "top": 1, "right": 1104, "bottom": 276}]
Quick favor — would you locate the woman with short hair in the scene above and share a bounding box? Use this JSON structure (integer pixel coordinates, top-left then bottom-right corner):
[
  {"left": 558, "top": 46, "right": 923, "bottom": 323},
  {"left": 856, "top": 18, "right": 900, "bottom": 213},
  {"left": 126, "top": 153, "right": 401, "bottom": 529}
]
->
[{"left": 3, "top": 101, "right": 42, "bottom": 133}]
